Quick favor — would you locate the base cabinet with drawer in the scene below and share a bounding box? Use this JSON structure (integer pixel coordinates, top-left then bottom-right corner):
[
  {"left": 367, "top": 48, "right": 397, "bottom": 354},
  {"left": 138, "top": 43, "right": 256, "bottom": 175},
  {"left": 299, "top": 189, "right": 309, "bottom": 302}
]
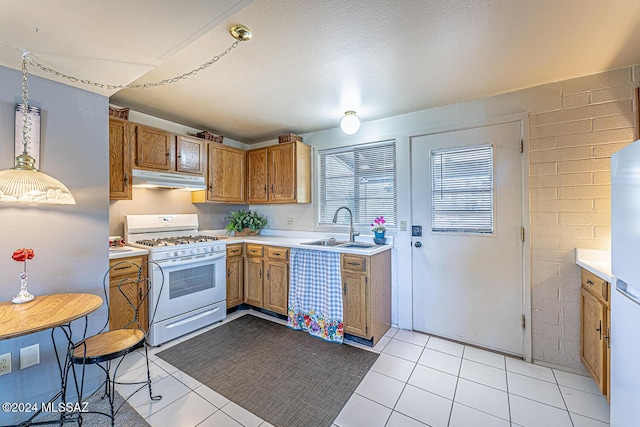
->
[
  {"left": 340, "top": 250, "right": 391, "bottom": 345},
  {"left": 580, "top": 268, "right": 611, "bottom": 400},
  {"left": 244, "top": 244, "right": 289, "bottom": 315},
  {"left": 108, "top": 255, "right": 148, "bottom": 332},
  {"left": 226, "top": 244, "right": 244, "bottom": 308}
]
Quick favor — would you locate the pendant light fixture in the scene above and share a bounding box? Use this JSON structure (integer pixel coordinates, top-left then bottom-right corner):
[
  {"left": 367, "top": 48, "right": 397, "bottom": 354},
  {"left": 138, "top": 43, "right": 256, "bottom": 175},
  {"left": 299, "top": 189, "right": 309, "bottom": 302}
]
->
[
  {"left": 340, "top": 111, "right": 360, "bottom": 135},
  {"left": 0, "top": 52, "right": 75, "bottom": 204}
]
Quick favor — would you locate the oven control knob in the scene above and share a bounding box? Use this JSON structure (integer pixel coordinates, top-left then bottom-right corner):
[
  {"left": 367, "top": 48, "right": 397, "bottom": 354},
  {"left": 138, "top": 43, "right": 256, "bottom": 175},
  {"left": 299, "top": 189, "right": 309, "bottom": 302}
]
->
[
  {"left": 166, "top": 251, "right": 174, "bottom": 258},
  {"left": 176, "top": 250, "right": 184, "bottom": 256},
  {"left": 191, "top": 248, "right": 198, "bottom": 254},
  {"left": 208, "top": 246, "right": 215, "bottom": 252}
]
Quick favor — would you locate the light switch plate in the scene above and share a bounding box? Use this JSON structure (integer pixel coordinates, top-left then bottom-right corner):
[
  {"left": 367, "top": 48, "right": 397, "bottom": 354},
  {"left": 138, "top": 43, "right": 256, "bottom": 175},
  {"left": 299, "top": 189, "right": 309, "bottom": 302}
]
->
[
  {"left": 20, "top": 344, "right": 39, "bottom": 370},
  {"left": 400, "top": 220, "right": 407, "bottom": 231}
]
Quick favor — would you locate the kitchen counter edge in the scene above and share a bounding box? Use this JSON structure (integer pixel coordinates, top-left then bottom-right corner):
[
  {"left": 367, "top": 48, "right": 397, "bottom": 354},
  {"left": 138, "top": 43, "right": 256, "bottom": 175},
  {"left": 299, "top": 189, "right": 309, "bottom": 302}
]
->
[
  {"left": 575, "top": 248, "right": 612, "bottom": 283},
  {"left": 222, "top": 235, "right": 393, "bottom": 255},
  {"left": 109, "top": 246, "right": 150, "bottom": 260}
]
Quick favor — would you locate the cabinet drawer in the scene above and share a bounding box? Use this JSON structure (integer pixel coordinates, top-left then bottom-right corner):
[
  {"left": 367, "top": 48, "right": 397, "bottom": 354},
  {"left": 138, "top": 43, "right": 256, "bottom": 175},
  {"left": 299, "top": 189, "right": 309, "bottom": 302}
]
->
[
  {"left": 266, "top": 246, "right": 289, "bottom": 261},
  {"left": 581, "top": 269, "right": 609, "bottom": 303},
  {"left": 343, "top": 255, "right": 366, "bottom": 272},
  {"left": 226, "top": 244, "right": 243, "bottom": 257},
  {"left": 245, "top": 244, "right": 264, "bottom": 257},
  {"left": 109, "top": 256, "right": 145, "bottom": 278}
]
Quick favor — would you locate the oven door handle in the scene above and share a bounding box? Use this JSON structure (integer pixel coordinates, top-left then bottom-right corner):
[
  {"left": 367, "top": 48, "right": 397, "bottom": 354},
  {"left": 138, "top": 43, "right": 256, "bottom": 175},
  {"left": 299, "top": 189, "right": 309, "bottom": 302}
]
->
[{"left": 152, "top": 252, "right": 226, "bottom": 269}]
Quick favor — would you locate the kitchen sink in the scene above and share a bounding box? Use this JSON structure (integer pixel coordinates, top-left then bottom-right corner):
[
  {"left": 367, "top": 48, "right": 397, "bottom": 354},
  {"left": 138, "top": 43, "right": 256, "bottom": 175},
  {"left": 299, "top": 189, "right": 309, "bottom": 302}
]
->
[
  {"left": 301, "top": 238, "right": 348, "bottom": 247},
  {"left": 339, "top": 242, "right": 377, "bottom": 249}
]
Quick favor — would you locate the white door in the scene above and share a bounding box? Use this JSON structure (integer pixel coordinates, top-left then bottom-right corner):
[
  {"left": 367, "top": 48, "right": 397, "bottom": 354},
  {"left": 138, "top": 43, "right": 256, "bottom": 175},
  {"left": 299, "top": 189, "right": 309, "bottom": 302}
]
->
[{"left": 411, "top": 121, "right": 524, "bottom": 355}]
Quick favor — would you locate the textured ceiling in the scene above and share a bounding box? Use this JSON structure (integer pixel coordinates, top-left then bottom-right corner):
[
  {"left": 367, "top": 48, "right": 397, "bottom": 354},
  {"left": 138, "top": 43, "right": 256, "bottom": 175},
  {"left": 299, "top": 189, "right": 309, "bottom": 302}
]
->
[{"left": 2, "top": 1, "right": 640, "bottom": 143}]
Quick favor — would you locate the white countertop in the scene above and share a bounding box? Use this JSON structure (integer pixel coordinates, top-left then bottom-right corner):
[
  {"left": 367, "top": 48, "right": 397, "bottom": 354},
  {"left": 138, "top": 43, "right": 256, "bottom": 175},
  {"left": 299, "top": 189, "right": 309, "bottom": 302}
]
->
[
  {"left": 202, "top": 229, "right": 394, "bottom": 256},
  {"left": 575, "top": 248, "right": 612, "bottom": 283},
  {"left": 109, "top": 230, "right": 393, "bottom": 260},
  {"left": 109, "top": 246, "right": 149, "bottom": 260}
]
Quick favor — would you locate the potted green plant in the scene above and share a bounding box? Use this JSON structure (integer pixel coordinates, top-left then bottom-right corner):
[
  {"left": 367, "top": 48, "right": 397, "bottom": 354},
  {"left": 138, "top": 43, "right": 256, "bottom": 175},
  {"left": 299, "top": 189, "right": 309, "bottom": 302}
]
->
[{"left": 225, "top": 209, "right": 268, "bottom": 236}]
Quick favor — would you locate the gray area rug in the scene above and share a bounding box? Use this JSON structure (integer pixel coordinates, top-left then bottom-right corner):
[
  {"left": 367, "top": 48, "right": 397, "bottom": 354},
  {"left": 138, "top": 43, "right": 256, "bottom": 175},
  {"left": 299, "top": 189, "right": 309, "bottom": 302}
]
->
[
  {"left": 36, "top": 390, "right": 149, "bottom": 426},
  {"left": 157, "top": 315, "right": 379, "bottom": 427}
]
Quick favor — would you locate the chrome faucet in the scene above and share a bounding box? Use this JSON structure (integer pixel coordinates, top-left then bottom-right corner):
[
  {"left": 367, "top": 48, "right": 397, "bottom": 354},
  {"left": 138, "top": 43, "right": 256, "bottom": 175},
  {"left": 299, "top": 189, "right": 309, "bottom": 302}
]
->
[{"left": 333, "top": 206, "right": 360, "bottom": 242}]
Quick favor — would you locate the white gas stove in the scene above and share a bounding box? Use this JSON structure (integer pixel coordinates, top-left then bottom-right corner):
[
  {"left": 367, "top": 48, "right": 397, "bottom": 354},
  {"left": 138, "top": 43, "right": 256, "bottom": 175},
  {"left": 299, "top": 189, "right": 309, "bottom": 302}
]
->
[{"left": 124, "top": 214, "right": 227, "bottom": 346}]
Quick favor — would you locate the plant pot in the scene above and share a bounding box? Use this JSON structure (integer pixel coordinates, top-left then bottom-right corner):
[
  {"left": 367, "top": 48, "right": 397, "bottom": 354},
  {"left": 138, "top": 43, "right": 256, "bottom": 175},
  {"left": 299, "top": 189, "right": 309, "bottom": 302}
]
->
[
  {"left": 373, "top": 231, "right": 387, "bottom": 245},
  {"left": 235, "top": 228, "right": 259, "bottom": 236}
]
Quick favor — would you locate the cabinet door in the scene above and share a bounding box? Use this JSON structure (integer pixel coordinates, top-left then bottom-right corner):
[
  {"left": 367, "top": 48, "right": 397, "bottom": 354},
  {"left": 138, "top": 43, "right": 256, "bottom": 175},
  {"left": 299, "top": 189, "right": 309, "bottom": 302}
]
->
[
  {"left": 265, "top": 260, "right": 288, "bottom": 315},
  {"left": 245, "top": 257, "right": 264, "bottom": 307},
  {"left": 110, "top": 280, "right": 150, "bottom": 332},
  {"left": 268, "top": 143, "right": 296, "bottom": 203},
  {"left": 226, "top": 256, "right": 244, "bottom": 308},
  {"left": 343, "top": 271, "right": 368, "bottom": 338},
  {"left": 109, "top": 119, "right": 132, "bottom": 200},
  {"left": 208, "top": 144, "right": 245, "bottom": 203},
  {"left": 176, "top": 135, "right": 206, "bottom": 175},
  {"left": 135, "top": 125, "right": 174, "bottom": 171},
  {"left": 581, "top": 288, "right": 606, "bottom": 393},
  {"left": 247, "top": 148, "right": 268, "bottom": 203}
]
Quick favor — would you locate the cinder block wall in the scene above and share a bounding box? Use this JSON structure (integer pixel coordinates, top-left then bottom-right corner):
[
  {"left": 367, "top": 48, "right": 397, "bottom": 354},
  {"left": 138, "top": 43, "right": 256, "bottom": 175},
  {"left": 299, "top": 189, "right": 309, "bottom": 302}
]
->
[{"left": 529, "top": 67, "right": 637, "bottom": 369}]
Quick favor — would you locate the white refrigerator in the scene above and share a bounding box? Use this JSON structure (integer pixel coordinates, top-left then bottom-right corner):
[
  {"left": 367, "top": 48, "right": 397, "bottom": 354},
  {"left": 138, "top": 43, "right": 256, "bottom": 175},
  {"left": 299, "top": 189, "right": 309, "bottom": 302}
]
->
[{"left": 610, "top": 140, "right": 640, "bottom": 426}]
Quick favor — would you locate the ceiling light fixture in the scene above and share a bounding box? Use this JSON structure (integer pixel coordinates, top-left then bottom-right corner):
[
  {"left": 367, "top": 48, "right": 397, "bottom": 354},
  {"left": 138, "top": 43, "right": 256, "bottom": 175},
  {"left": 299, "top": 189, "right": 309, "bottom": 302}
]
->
[
  {"left": 340, "top": 111, "right": 360, "bottom": 135},
  {"left": 0, "top": 52, "right": 75, "bottom": 204}
]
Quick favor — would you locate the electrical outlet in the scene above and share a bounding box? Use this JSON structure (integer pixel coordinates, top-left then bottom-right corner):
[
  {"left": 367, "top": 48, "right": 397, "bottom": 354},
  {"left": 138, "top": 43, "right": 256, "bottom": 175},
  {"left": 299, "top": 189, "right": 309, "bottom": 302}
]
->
[
  {"left": 400, "top": 220, "right": 407, "bottom": 231},
  {"left": 287, "top": 218, "right": 294, "bottom": 226},
  {"left": 0, "top": 352, "right": 11, "bottom": 376}
]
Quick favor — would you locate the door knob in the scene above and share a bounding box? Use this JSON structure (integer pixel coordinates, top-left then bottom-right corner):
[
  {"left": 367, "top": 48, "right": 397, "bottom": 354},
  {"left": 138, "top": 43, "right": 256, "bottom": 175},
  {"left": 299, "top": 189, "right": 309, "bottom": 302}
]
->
[{"left": 414, "top": 241, "right": 422, "bottom": 248}]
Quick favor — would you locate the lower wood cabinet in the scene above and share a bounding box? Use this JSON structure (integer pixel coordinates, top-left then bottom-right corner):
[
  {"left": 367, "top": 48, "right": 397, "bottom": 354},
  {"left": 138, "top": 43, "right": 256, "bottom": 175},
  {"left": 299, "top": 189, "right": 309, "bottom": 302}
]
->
[
  {"left": 580, "top": 268, "right": 610, "bottom": 400},
  {"left": 243, "top": 244, "right": 289, "bottom": 315},
  {"left": 108, "top": 255, "right": 148, "bottom": 332},
  {"left": 226, "top": 244, "right": 244, "bottom": 308},
  {"left": 340, "top": 250, "right": 391, "bottom": 345},
  {"left": 264, "top": 247, "right": 289, "bottom": 315}
]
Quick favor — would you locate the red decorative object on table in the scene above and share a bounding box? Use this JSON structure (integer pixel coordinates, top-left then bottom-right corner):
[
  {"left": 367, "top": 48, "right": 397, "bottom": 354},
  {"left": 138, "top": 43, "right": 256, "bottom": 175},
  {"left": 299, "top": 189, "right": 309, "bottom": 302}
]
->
[{"left": 12, "top": 248, "right": 35, "bottom": 304}]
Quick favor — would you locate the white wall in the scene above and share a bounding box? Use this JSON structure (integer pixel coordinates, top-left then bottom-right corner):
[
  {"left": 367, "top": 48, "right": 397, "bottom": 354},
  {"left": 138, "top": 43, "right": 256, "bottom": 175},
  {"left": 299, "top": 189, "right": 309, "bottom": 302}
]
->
[
  {"left": 0, "top": 66, "right": 109, "bottom": 424},
  {"left": 251, "top": 66, "right": 637, "bottom": 371}
]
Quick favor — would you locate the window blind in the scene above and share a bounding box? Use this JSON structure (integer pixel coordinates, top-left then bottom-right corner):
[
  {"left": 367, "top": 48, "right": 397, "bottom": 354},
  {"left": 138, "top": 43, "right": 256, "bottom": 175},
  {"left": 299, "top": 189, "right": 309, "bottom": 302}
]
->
[
  {"left": 318, "top": 140, "right": 396, "bottom": 227},
  {"left": 431, "top": 144, "right": 494, "bottom": 233}
]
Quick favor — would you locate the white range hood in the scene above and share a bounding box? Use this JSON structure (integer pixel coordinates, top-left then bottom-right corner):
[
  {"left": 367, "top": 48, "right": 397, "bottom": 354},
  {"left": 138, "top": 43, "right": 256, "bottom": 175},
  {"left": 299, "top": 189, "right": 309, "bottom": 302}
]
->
[{"left": 131, "top": 169, "right": 206, "bottom": 191}]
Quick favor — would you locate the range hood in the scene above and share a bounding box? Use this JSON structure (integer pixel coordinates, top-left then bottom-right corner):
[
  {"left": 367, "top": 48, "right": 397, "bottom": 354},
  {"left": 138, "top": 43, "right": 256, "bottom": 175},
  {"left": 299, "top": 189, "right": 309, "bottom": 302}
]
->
[{"left": 131, "top": 169, "right": 206, "bottom": 191}]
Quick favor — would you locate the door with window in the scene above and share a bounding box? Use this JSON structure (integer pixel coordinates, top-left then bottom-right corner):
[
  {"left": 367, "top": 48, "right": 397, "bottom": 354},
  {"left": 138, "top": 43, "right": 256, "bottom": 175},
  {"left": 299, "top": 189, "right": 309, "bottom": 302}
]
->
[{"left": 411, "top": 121, "right": 524, "bottom": 355}]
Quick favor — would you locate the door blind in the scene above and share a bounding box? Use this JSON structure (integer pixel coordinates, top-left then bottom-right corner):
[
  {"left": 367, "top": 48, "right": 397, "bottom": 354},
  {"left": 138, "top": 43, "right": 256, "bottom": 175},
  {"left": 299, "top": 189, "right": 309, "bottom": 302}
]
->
[
  {"left": 432, "top": 144, "right": 494, "bottom": 233},
  {"left": 318, "top": 140, "right": 396, "bottom": 227}
]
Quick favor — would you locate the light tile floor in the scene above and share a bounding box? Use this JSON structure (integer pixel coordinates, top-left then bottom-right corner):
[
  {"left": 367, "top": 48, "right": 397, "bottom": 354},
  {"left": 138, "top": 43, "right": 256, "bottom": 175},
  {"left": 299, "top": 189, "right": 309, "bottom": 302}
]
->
[{"left": 114, "top": 310, "right": 610, "bottom": 427}]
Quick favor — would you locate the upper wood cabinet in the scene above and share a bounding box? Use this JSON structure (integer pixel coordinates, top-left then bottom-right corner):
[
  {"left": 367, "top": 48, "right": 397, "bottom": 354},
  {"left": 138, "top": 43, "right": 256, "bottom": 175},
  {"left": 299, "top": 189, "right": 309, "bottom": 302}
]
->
[
  {"left": 133, "top": 123, "right": 205, "bottom": 176},
  {"left": 176, "top": 135, "right": 207, "bottom": 175},
  {"left": 246, "top": 148, "right": 268, "bottom": 203},
  {"left": 109, "top": 118, "right": 133, "bottom": 200},
  {"left": 247, "top": 141, "right": 311, "bottom": 204},
  {"left": 206, "top": 143, "right": 245, "bottom": 203},
  {"left": 135, "top": 124, "right": 175, "bottom": 171}
]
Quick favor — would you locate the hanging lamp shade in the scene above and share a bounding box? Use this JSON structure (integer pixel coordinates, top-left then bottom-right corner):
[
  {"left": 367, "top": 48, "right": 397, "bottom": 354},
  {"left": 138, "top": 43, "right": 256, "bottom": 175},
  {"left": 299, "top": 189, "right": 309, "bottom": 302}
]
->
[
  {"left": 0, "top": 53, "right": 75, "bottom": 205},
  {"left": 0, "top": 154, "right": 75, "bottom": 204}
]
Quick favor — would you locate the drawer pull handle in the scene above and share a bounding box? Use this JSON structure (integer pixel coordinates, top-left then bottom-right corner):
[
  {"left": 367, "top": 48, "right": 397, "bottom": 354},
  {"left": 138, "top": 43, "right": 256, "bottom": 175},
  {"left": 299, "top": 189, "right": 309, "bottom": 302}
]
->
[
  {"left": 586, "top": 279, "right": 594, "bottom": 286},
  {"left": 113, "top": 265, "right": 132, "bottom": 271}
]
